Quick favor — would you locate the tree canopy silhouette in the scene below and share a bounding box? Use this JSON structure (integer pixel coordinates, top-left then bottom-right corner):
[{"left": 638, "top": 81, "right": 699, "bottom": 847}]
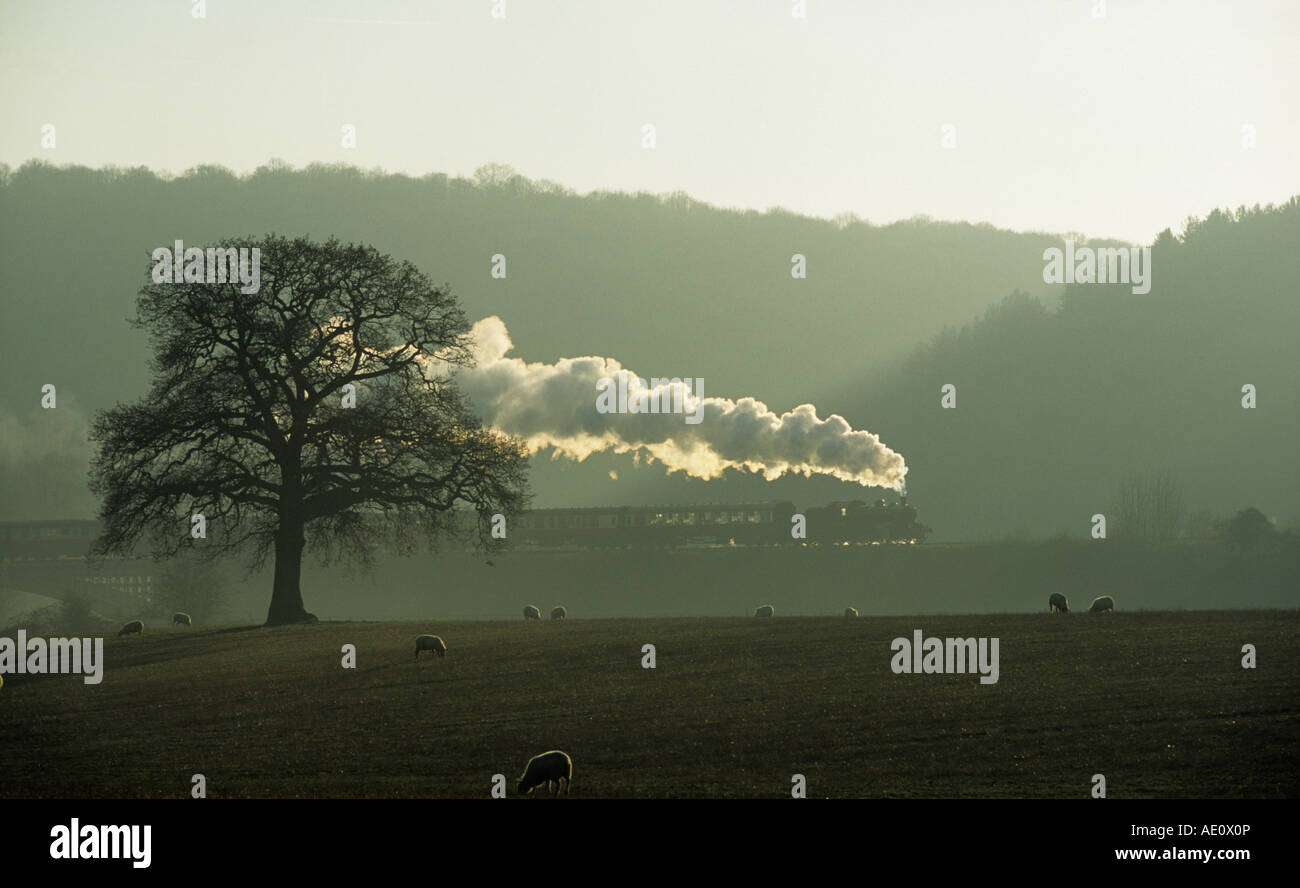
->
[
  {"left": 1221, "top": 507, "right": 1277, "bottom": 555},
  {"left": 89, "top": 235, "right": 530, "bottom": 625}
]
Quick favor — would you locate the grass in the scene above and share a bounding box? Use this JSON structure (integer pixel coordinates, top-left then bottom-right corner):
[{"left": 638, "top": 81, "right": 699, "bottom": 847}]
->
[{"left": 1, "top": 611, "right": 1296, "bottom": 798}]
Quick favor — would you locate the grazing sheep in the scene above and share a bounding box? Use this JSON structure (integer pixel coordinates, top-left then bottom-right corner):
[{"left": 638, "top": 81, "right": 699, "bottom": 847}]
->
[
  {"left": 1089, "top": 595, "right": 1115, "bottom": 614},
  {"left": 755, "top": 604, "right": 775, "bottom": 617},
  {"left": 844, "top": 607, "right": 859, "bottom": 618},
  {"left": 523, "top": 605, "right": 542, "bottom": 621},
  {"left": 117, "top": 620, "right": 144, "bottom": 637},
  {"left": 414, "top": 634, "right": 447, "bottom": 659},
  {"left": 516, "top": 750, "right": 573, "bottom": 797},
  {"left": 1048, "top": 593, "right": 1069, "bottom": 614},
  {"left": 550, "top": 606, "right": 567, "bottom": 620},
  {"left": 172, "top": 612, "right": 192, "bottom": 627}
]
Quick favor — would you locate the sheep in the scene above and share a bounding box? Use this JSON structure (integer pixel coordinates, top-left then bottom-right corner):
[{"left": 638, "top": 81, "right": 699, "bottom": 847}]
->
[
  {"left": 516, "top": 750, "right": 573, "bottom": 797},
  {"left": 1048, "top": 593, "right": 1069, "bottom": 614},
  {"left": 755, "top": 604, "right": 775, "bottom": 617},
  {"left": 844, "top": 607, "right": 859, "bottom": 618},
  {"left": 1089, "top": 595, "right": 1115, "bottom": 614},
  {"left": 117, "top": 620, "right": 143, "bottom": 637},
  {"left": 172, "top": 612, "right": 192, "bottom": 627},
  {"left": 550, "top": 606, "right": 567, "bottom": 620},
  {"left": 414, "top": 634, "right": 447, "bottom": 659},
  {"left": 523, "top": 605, "right": 542, "bottom": 621}
]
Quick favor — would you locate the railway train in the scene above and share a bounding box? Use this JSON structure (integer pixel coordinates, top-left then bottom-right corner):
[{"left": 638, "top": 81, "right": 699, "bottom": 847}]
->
[
  {"left": 507, "top": 498, "right": 929, "bottom": 548},
  {"left": 0, "top": 498, "right": 930, "bottom": 560}
]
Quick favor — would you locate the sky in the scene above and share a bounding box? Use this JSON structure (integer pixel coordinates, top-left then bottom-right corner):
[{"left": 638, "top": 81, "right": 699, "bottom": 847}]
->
[{"left": 1, "top": 0, "right": 1297, "bottom": 243}]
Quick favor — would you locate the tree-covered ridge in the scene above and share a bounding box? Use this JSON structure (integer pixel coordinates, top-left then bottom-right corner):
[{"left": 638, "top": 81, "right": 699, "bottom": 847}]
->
[
  {"left": 0, "top": 159, "right": 1075, "bottom": 521},
  {"left": 846, "top": 197, "right": 1299, "bottom": 539}
]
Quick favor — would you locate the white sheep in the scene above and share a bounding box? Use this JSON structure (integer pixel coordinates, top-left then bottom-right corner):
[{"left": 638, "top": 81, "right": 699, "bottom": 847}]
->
[
  {"left": 117, "top": 620, "right": 144, "bottom": 637},
  {"left": 415, "top": 634, "right": 447, "bottom": 659},
  {"left": 1049, "top": 593, "right": 1069, "bottom": 614},
  {"left": 523, "top": 605, "right": 542, "bottom": 621},
  {"left": 844, "top": 607, "right": 859, "bottom": 618},
  {"left": 172, "top": 612, "right": 192, "bottom": 627},
  {"left": 550, "top": 606, "right": 567, "bottom": 620},
  {"left": 1089, "top": 595, "right": 1115, "bottom": 614},
  {"left": 755, "top": 605, "right": 775, "bottom": 617},
  {"left": 516, "top": 750, "right": 573, "bottom": 797}
]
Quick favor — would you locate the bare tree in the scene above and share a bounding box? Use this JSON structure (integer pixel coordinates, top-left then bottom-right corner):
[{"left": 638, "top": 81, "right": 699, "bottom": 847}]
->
[
  {"left": 1111, "top": 471, "right": 1186, "bottom": 542},
  {"left": 90, "top": 235, "right": 530, "bottom": 625}
]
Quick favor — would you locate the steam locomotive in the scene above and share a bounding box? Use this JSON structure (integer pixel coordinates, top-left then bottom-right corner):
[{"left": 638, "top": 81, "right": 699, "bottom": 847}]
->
[{"left": 507, "top": 498, "right": 929, "bottom": 548}]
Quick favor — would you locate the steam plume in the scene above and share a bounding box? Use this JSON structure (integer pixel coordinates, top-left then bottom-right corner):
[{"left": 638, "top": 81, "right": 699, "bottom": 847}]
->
[{"left": 439, "top": 317, "right": 908, "bottom": 489}]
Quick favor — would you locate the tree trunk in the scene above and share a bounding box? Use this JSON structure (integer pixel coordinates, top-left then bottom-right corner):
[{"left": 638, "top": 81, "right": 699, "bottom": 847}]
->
[{"left": 265, "top": 516, "right": 316, "bottom": 626}]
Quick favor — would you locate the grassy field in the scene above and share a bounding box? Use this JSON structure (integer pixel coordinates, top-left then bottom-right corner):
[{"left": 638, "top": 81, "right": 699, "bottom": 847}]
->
[{"left": 1, "top": 611, "right": 1296, "bottom": 798}]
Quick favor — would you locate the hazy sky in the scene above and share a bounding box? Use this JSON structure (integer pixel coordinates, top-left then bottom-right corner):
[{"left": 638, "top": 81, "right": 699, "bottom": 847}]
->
[{"left": 1, "top": 0, "right": 1296, "bottom": 243}]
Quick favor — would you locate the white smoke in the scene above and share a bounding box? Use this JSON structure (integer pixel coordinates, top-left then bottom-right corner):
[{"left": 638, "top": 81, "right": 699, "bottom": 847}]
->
[{"left": 434, "top": 317, "right": 908, "bottom": 490}]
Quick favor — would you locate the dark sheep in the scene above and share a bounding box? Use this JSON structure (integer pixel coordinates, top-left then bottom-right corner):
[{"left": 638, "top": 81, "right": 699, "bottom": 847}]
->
[
  {"left": 415, "top": 634, "right": 447, "bottom": 659},
  {"left": 1049, "top": 593, "right": 1069, "bottom": 614},
  {"left": 117, "top": 620, "right": 144, "bottom": 637},
  {"left": 1089, "top": 595, "right": 1115, "bottom": 614},
  {"left": 516, "top": 750, "right": 573, "bottom": 797},
  {"left": 523, "top": 605, "right": 542, "bottom": 621}
]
